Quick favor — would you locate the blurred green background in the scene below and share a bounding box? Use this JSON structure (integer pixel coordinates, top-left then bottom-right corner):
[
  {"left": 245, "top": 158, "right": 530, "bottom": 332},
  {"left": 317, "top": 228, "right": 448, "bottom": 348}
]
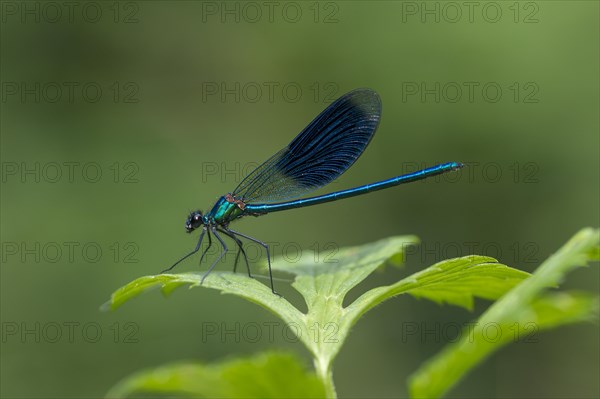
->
[{"left": 1, "top": 1, "right": 598, "bottom": 398}]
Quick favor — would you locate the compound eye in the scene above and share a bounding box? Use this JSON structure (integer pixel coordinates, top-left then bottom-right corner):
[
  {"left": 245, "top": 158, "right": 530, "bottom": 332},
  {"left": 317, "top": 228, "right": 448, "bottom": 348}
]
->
[{"left": 193, "top": 214, "right": 201, "bottom": 221}]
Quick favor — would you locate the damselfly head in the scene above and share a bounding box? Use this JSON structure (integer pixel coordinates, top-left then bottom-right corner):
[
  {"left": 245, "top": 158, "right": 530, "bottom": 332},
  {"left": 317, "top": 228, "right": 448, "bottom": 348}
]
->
[{"left": 185, "top": 210, "right": 204, "bottom": 233}]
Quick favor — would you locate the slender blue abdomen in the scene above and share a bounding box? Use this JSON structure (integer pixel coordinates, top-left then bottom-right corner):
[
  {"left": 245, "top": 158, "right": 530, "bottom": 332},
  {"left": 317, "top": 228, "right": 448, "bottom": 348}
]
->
[{"left": 244, "top": 162, "right": 462, "bottom": 214}]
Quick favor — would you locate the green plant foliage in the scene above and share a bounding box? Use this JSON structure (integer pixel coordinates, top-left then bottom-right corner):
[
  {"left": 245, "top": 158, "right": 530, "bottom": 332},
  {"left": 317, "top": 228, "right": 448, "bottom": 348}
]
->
[
  {"left": 106, "top": 351, "right": 326, "bottom": 399},
  {"left": 105, "top": 235, "right": 529, "bottom": 398},
  {"left": 408, "top": 228, "right": 600, "bottom": 399}
]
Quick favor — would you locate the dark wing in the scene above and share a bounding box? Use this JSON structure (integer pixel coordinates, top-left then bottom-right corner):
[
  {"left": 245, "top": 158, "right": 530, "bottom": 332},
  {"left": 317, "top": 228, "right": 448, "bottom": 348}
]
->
[{"left": 232, "top": 88, "right": 381, "bottom": 204}]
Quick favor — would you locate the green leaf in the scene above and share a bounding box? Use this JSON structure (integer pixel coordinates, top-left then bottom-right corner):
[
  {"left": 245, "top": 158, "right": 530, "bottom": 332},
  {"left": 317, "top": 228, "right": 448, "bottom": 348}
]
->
[
  {"left": 103, "top": 272, "right": 303, "bottom": 330},
  {"left": 348, "top": 255, "right": 530, "bottom": 315},
  {"left": 105, "top": 235, "right": 528, "bottom": 398},
  {"left": 408, "top": 228, "right": 600, "bottom": 399},
  {"left": 106, "top": 351, "right": 326, "bottom": 399}
]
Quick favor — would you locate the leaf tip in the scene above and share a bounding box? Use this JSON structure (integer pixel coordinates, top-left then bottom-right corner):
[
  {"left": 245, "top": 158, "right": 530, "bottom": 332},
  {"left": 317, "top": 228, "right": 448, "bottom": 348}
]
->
[{"left": 99, "top": 300, "right": 114, "bottom": 312}]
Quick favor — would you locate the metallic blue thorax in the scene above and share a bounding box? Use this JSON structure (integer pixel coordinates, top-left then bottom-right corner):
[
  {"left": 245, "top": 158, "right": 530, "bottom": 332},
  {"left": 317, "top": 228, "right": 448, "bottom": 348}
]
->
[{"left": 207, "top": 196, "right": 244, "bottom": 225}]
